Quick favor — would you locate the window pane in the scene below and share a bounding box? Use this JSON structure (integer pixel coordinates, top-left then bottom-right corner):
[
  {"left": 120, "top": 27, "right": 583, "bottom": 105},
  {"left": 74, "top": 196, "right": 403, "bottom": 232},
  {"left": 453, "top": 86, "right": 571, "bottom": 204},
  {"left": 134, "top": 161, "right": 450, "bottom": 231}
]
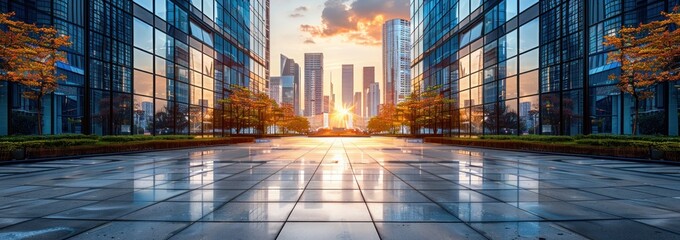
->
[
  {"left": 519, "top": 70, "right": 539, "bottom": 97},
  {"left": 519, "top": 95, "right": 539, "bottom": 134},
  {"left": 519, "top": 18, "right": 540, "bottom": 53},
  {"left": 133, "top": 48, "right": 153, "bottom": 72},
  {"left": 500, "top": 99, "right": 518, "bottom": 134},
  {"left": 134, "top": 0, "right": 153, "bottom": 12},
  {"left": 133, "top": 18, "right": 153, "bottom": 52},
  {"left": 506, "top": 0, "right": 517, "bottom": 21},
  {"left": 154, "top": 29, "right": 169, "bottom": 59},
  {"left": 470, "top": 48, "right": 483, "bottom": 73},
  {"left": 502, "top": 76, "right": 518, "bottom": 100},
  {"left": 155, "top": 99, "right": 174, "bottom": 135},
  {"left": 501, "top": 57, "right": 517, "bottom": 78},
  {"left": 519, "top": 49, "right": 539, "bottom": 73},
  {"left": 134, "top": 70, "right": 153, "bottom": 96},
  {"left": 520, "top": 0, "right": 538, "bottom": 13},
  {"left": 112, "top": 93, "right": 132, "bottom": 135},
  {"left": 155, "top": 76, "right": 168, "bottom": 99},
  {"left": 155, "top": 0, "right": 167, "bottom": 20},
  {"left": 155, "top": 57, "right": 167, "bottom": 77},
  {"left": 134, "top": 95, "right": 153, "bottom": 135}
]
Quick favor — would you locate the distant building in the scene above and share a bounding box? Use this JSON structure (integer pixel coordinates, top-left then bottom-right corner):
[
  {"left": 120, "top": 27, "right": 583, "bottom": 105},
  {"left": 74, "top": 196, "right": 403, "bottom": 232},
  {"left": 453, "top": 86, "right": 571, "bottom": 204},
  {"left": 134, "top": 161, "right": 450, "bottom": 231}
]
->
[
  {"left": 342, "top": 65, "right": 354, "bottom": 109},
  {"left": 330, "top": 81, "right": 336, "bottom": 114},
  {"left": 323, "top": 96, "right": 330, "bottom": 113},
  {"left": 305, "top": 53, "right": 324, "bottom": 116},
  {"left": 362, "top": 67, "right": 375, "bottom": 118},
  {"left": 281, "top": 76, "right": 294, "bottom": 106},
  {"left": 383, "top": 19, "right": 411, "bottom": 105},
  {"left": 367, "top": 83, "right": 380, "bottom": 118},
  {"left": 269, "top": 77, "right": 282, "bottom": 104},
  {"left": 353, "top": 92, "right": 362, "bottom": 117},
  {"left": 281, "top": 55, "right": 301, "bottom": 115}
]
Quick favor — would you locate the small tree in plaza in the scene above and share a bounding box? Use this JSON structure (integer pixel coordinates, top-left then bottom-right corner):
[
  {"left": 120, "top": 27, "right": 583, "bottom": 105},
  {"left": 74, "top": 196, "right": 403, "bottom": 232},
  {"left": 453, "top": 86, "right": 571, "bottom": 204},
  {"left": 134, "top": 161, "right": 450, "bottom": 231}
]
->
[
  {"left": 604, "top": 9, "right": 680, "bottom": 135},
  {"left": 0, "top": 12, "right": 71, "bottom": 135}
]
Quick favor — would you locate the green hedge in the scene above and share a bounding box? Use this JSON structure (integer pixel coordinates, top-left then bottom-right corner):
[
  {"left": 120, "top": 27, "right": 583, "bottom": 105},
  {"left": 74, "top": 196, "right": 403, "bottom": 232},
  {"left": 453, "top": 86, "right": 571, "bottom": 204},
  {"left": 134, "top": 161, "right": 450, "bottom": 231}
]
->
[
  {"left": 480, "top": 135, "right": 575, "bottom": 142},
  {"left": 0, "top": 134, "right": 100, "bottom": 142},
  {"left": 99, "top": 135, "right": 195, "bottom": 142}
]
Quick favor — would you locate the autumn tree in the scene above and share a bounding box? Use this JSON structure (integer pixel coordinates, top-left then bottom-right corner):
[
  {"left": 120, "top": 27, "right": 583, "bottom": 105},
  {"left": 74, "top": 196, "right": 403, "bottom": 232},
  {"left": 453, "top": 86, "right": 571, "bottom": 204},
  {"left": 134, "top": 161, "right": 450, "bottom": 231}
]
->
[
  {"left": 221, "top": 85, "right": 253, "bottom": 134},
  {"left": 603, "top": 9, "right": 680, "bottom": 135},
  {"left": 0, "top": 12, "right": 71, "bottom": 135}
]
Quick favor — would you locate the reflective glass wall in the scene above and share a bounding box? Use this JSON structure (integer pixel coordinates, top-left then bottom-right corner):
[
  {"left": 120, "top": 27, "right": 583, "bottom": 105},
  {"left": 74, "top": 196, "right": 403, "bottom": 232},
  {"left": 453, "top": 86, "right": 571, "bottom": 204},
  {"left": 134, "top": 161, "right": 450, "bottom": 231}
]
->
[
  {"left": 410, "top": 0, "right": 679, "bottom": 136},
  {"left": 0, "top": 0, "right": 269, "bottom": 136}
]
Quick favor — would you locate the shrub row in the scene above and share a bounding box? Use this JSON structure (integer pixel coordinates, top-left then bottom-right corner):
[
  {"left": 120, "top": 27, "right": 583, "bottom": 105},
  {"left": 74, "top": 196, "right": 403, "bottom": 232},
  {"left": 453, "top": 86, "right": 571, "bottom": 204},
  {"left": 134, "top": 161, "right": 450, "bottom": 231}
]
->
[
  {"left": 0, "top": 134, "right": 100, "bottom": 142},
  {"left": 100, "top": 135, "right": 195, "bottom": 142}
]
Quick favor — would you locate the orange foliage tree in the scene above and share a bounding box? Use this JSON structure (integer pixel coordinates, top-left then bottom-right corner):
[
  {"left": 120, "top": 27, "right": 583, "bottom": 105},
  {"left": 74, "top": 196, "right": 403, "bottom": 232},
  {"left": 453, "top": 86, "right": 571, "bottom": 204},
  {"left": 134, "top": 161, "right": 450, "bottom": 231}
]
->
[
  {"left": 604, "top": 9, "right": 680, "bottom": 135},
  {"left": 0, "top": 12, "right": 71, "bottom": 135}
]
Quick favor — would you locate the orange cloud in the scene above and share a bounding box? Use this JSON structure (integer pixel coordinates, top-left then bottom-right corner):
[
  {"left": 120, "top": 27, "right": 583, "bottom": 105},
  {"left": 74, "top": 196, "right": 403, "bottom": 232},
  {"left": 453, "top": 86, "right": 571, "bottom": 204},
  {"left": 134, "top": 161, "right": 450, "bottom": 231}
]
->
[{"left": 300, "top": 0, "right": 408, "bottom": 45}]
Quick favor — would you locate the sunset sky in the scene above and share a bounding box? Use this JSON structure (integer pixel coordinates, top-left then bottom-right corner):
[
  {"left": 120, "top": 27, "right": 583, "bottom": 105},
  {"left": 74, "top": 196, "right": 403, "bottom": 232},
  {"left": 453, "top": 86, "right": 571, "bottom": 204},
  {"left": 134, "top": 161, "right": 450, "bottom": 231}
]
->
[{"left": 270, "top": 0, "right": 409, "bottom": 108}]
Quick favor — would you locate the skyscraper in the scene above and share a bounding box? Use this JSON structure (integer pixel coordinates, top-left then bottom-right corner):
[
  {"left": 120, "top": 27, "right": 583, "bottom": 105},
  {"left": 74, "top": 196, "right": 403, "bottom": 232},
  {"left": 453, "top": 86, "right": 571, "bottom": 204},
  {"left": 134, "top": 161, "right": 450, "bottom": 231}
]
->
[
  {"left": 342, "top": 65, "right": 354, "bottom": 109},
  {"left": 269, "top": 77, "right": 282, "bottom": 104},
  {"left": 353, "top": 92, "right": 362, "bottom": 117},
  {"left": 383, "top": 19, "right": 411, "bottom": 106},
  {"left": 281, "top": 54, "right": 301, "bottom": 115},
  {"left": 0, "top": 0, "right": 269, "bottom": 136},
  {"left": 367, "top": 83, "right": 381, "bottom": 118},
  {"left": 280, "top": 76, "right": 295, "bottom": 107},
  {"left": 362, "top": 67, "right": 375, "bottom": 117},
  {"left": 304, "top": 53, "right": 324, "bottom": 116},
  {"left": 323, "top": 96, "right": 330, "bottom": 113},
  {"left": 410, "top": 0, "right": 678, "bottom": 136}
]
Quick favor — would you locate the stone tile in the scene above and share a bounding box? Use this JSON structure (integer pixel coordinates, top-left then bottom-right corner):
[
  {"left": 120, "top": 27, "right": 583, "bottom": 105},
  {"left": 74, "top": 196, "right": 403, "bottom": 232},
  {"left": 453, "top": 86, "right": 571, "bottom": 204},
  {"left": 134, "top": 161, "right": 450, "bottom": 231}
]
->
[
  {"left": 119, "top": 202, "right": 219, "bottom": 221},
  {"left": 470, "top": 222, "right": 588, "bottom": 240},
  {"left": 201, "top": 202, "right": 295, "bottom": 221},
  {"left": 169, "top": 222, "right": 282, "bottom": 240},
  {"left": 278, "top": 222, "right": 379, "bottom": 240},
  {"left": 300, "top": 190, "right": 364, "bottom": 202},
  {"left": 443, "top": 202, "right": 541, "bottom": 222},
  {"left": 0, "top": 219, "right": 104, "bottom": 240},
  {"left": 69, "top": 221, "right": 187, "bottom": 240},
  {"left": 557, "top": 220, "right": 680, "bottom": 240},
  {"left": 368, "top": 203, "right": 459, "bottom": 222},
  {"left": 376, "top": 223, "right": 486, "bottom": 240},
  {"left": 289, "top": 202, "right": 371, "bottom": 221}
]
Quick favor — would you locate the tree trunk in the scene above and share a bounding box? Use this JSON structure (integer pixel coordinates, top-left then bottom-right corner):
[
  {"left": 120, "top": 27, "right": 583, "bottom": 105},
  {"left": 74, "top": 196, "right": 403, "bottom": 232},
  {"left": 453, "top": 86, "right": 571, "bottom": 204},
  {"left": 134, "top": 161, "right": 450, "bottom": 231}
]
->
[
  {"left": 36, "top": 92, "right": 44, "bottom": 135},
  {"left": 633, "top": 94, "right": 639, "bottom": 135}
]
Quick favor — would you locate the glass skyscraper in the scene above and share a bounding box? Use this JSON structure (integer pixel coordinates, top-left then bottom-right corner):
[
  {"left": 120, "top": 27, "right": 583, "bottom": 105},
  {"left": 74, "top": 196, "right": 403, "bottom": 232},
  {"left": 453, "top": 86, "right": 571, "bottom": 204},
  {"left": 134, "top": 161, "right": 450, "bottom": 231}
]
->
[
  {"left": 383, "top": 18, "right": 412, "bottom": 105},
  {"left": 410, "top": 0, "right": 680, "bottom": 136},
  {"left": 0, "top": 0, "right": 269, "bottom": 136}
]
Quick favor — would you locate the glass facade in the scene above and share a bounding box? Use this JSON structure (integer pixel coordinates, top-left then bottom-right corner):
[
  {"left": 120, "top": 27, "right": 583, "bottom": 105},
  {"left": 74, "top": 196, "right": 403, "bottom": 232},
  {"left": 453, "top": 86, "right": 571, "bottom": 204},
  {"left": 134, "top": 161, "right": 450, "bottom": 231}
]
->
[
  {"left": 383, "top": 19, "right": 412, "bottom": 105},
  {"left": 410, "top": 0, "right": 680, "bottom": 136},
  {"left": 0, "top": 0, "right": 270, "bottom": 136}
]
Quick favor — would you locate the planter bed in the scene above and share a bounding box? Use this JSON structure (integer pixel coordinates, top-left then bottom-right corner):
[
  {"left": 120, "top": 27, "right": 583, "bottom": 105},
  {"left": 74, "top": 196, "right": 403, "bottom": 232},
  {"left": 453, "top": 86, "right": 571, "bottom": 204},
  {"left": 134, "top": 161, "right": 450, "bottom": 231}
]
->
[
  {"left": 0, "top": 137, "right": 255, "bottom": 161},
  {"left": 424, "top": 137, "right": 680, "bottom": 162}
]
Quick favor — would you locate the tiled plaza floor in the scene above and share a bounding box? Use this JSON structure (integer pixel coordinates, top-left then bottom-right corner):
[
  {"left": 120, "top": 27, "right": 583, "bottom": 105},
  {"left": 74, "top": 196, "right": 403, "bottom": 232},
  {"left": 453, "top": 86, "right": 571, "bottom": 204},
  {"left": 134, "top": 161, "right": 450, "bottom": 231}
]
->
[{"left": 0, "top": 137, "right": 680, "bottom": 239}]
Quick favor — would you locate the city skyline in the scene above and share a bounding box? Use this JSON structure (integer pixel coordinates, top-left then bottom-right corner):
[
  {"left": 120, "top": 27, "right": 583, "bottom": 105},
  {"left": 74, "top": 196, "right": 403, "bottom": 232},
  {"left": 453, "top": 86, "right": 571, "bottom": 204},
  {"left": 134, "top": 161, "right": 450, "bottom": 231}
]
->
[{"left": 270, "top": 0, "right": 410, "bottom": 109}]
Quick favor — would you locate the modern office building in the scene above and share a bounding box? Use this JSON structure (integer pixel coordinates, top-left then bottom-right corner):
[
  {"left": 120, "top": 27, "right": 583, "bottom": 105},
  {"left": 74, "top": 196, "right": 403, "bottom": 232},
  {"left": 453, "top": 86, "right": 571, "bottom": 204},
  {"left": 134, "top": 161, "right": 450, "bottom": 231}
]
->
[
  {"left": 342, "top": 64, "right": 354, "bottom": 109},
  {"left": 304, "top": 53, "right": 323, "bottom": 116},
  {"left": 281, "top": 54, "right": 300, "bottom": 115},
  {"left": 383, "top": 18, "right": 411, "bottom": 106},
  {"left": 411, "top": 0, "right": 680, "bottom": 136},
  {"left": 362, "top": 66, "right": 375, "bottom": 117},
  {"left": 323, "top": 95, "right": 330, "bottom": 113},
  {"left": 269, "top": 77, "right": 282, "bottom": 104},
  {"left": 280, "top": 75, "right": 294, "bottom": 107},
  {"left": 367, "top": 82, "right": 380, "bottom": 118},
  {"left": 353, "top": 92, "right": 362, "bottom": 117},
  {"left": 0, "top": 0, "right": 270, "bottom": 136}
]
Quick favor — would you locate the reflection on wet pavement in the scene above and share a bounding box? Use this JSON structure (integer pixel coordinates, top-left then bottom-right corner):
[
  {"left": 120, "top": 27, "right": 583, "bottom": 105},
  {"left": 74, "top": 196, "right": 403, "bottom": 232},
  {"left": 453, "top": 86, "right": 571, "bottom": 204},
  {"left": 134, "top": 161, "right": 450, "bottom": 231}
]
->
[{"left": 0, "top": 137, "right": 679, "bottom": 239}]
